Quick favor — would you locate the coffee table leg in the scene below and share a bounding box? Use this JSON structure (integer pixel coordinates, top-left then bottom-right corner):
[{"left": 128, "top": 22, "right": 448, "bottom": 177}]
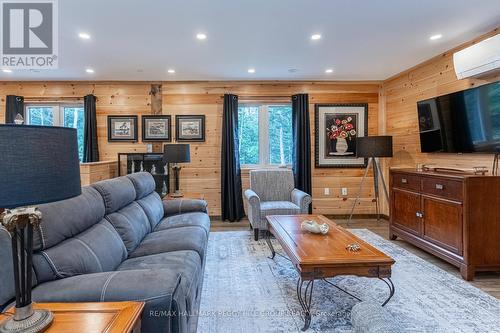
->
[
  {"left": 296, "top": 278, "right": 314, "bottom": 331},
  {"left": 265, "top": 230, "right": 276, "bottom": 259},
  {"left": 379, "top": 278, "right": 395, "bottom": 306}
]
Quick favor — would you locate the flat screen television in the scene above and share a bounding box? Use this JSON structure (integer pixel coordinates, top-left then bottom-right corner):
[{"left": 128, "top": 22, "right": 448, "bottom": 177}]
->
[{"left": 417, "top": 80, "right": 500, "bottom": 153}]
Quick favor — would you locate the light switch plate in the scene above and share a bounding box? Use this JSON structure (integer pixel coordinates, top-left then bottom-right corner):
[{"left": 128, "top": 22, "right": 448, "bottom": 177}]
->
[
  {"left": 146, "top": 144, "right": 153, "bottom": 153},
  {"left": 341, "top": 188, "right": 348, "bottom": 196},
  {"left": 324, "top": 188, "right": 330, "bottom": 195}
]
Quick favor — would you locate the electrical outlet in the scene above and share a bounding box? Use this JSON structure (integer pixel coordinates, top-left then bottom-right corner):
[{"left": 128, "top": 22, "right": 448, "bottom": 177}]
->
[
  {"left": 341, "top": 188, "right": 348, "bottom": 196},
  {"left": 324, "top": 188, "right": 330, "bottom": 195}
]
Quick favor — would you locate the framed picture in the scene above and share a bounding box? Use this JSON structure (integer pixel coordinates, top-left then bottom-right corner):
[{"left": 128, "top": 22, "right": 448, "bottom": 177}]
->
[
  {"left": 107, "top": 116, "right": 138, "bottom": 142},
  {"left": 315, "top": 104, "right": 368, "bottom": 168},
  {"left": 175, "top": 115, "right": 205, "bottom": 142},
  {"left": 142, "top": 115, "right": 172, "bottom": 142}
]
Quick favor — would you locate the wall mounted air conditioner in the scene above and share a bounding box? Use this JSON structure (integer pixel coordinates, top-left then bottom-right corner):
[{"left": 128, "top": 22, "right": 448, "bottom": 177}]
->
[{"left": 453, "top": 34, "right": 500, "bottom": 79}]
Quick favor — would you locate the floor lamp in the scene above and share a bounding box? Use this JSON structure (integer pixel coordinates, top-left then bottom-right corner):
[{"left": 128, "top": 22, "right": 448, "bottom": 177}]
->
[{"left": 348, "top": 136, "right": 393, "bottom": 224}]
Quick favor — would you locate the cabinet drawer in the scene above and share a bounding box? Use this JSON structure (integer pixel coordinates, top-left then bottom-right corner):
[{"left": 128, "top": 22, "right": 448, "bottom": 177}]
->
[
  {"left": 392, "top": 173, "right": 420, "bottom": 192},
  {"left": 422, "top": 177, "right": 463, "bottom": 201}
]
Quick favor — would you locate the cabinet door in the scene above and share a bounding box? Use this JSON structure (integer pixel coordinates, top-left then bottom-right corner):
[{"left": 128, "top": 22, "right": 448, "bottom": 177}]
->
[
  {"left": 391, "top": 189, "right": 422, "bottom": 236},
  {"left": 422, "top": 196, "right": 463, "bottom": 255}
]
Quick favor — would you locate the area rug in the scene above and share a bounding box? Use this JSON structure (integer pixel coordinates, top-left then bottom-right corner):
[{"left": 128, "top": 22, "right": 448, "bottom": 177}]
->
[{"left": 197, "top": 230, "right": 500, "bottom": 333}]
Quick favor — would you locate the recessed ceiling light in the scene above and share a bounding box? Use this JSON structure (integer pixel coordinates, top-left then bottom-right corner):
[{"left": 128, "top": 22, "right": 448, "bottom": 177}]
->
[
  {"left": 167, "top": 69, "right": 175, "bottom": 74},
  {"left": 196, "top": 33, "right": 207, "bottom": 40},
  {"left": 247, "top": 68, "right": 255, "bottom": 74},
  {"left": 78, "top": 32, "right": 91, "bottom": 40},
  {"left": 85, "top": 68, "right": 94, "bottom": 73},
  {"left": 325, "top": 68, "right": 333, "bottom": 73},
  {"left": 2, "top": 69, "right": 12, "bottom": 73},
  {"left": 430, "top": 34, "right": 442, "bottom": 40},
  {"left": 311, "top": 34, "right": 322, "bottom": 40}
]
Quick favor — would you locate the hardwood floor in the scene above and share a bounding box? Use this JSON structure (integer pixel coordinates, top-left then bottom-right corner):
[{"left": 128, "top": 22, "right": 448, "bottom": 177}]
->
[{"left": 210, "top": 218, "right": 500, "bottom": 299}]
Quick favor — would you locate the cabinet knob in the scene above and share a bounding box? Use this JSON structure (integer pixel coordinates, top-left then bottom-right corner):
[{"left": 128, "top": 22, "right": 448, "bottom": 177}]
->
[
  {"left": 401, "top": 178, "right": 408, "bottom": 184},
  {"left": 435, "top": 184, "right": 444, "bottom": 190}
]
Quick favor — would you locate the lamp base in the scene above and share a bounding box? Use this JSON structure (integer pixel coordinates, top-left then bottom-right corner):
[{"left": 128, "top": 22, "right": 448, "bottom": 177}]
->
[{"left": 0, "top": 307, "right": 53, "bottom": 333}]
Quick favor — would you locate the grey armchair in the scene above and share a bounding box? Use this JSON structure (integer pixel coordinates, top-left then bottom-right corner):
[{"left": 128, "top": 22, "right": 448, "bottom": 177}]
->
[{"left": 244, "top": 169, "right": 311, "bottom": 240}]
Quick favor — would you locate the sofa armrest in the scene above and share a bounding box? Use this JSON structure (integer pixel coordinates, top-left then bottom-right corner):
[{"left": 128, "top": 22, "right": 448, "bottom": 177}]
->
[
  {"left": 162, "top": 199, "right": 208, "bottom": 217},
  {"left": 244, "top": 189, "right": 261, "bottom": 225},
  {"left": 291, "top": 189, "right": 312, "bottom": 213},
  {"left": 30, "top": 270, "right": 186, "bottom": 333}
]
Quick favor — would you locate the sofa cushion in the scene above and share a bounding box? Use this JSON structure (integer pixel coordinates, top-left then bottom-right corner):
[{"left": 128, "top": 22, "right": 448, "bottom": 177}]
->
[
  {"left": 155, "top": 212, "right": 210, "bottom": 235},
  {"left": 137, "top": 192, "right": 164, "bottom": 230},
  {"left": 130, "top": 226, "right": 207, "bottom": 261},
  {"left": 34, "top": 187, "right": 105, "bottom": 250},
  {"left": 30, "top": 269, "right": 191, "bottom": 333},
  {"left": 32, "top": 220, "right": 127, "bottom": 284},
  {"left": 127, "top": 172, "right": 156, "bottom": 200},
  {"left": 0, "top": 227, "right": 15, "bottom": 308},
  {"left": 260, "top": 201, "right": 300, "bottom": 219},
  {"left": 105, "top": 202, "right": 152, "bottom": 253},
  {"left": 92, "top": 176, "right": 136, "bottom": 214}
]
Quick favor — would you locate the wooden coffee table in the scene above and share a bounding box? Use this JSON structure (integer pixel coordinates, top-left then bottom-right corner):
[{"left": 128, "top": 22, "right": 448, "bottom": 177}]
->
[{"left": 265, "top": 215, "right": 395, "bottom": 331}]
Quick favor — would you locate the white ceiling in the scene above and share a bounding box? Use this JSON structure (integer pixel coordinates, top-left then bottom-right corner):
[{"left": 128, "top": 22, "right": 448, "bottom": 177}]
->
[{"left": 1, "top": 0, "right": 500, "bottom": 81}]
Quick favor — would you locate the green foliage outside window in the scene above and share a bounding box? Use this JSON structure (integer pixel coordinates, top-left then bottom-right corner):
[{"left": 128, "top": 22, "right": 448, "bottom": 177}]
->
[
  {"left": 63, "top": 107, "right": 85, "bottom": 161},
  {"left": 268, "top": 105, "right": 292, "bottom": 165},
  {"left": 238, "top": 106, "right": 259, "bottom": 165}
]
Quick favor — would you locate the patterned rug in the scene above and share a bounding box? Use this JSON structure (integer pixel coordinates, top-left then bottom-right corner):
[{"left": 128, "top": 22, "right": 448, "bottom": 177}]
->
[{"left": 197, "top": 230, "right": 500, "bottom": 333}]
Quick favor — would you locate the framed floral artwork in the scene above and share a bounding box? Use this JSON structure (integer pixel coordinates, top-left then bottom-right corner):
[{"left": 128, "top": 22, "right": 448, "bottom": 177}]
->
[{"left": 315, "top": 104, "right": 368, "bottom": 168}]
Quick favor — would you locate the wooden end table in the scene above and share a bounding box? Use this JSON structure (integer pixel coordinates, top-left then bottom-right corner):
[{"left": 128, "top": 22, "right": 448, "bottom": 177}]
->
[
  {"left": 265, "top": 214, "right": 395, "bottom": 331},
  {"left": 0, "top": 302, "right": 144, "bottom": 333}
]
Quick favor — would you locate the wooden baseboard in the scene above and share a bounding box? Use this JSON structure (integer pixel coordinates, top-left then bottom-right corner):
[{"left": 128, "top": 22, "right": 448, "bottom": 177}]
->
[{"left": 324, "top": 214, "right": 390, "bottom": 221}]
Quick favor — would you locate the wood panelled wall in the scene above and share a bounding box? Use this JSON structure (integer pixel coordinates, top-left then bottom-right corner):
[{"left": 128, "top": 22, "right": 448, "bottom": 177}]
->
[
  {"left": 0, "top": 82, "right": 153, "bottom": 160},
  {"left": 382, "top": 28, "right": 500, "bottom": 172},
  {"left": 162, "top": 82, "right": 380, "bottom": 216},
  {"left": 0, "top": 81, "right": 380, "bottom": 217}
]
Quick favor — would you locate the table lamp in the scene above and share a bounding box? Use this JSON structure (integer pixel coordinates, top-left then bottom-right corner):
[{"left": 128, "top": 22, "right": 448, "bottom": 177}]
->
[
  {"left": 0, "top": 125, "right": 82, "bottom": 333},
  {"left": 348, "top": 136, "right": 393, "bottom": 223},
  {"left": 163, "top": 144, "right": 190, "bottom": 197}
]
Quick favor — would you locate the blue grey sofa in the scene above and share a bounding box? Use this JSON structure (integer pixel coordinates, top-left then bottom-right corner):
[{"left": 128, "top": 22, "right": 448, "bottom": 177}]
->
[{"left": 0, "top": 172, "right": 210, "bottom": 333}]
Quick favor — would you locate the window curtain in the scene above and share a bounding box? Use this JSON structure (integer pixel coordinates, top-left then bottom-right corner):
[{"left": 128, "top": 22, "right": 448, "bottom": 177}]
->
[
  {"left": 292, "top": 93, "right": 312, "bottom": 213},
  {"left": 221, "top": 94, "right": 245, "bottom": 221},
  {"left": 83, "top": 94, "right": 99, "bottom": 162},
  {"left": 5, "top": 95, "right": 24, "bottom": 123}
]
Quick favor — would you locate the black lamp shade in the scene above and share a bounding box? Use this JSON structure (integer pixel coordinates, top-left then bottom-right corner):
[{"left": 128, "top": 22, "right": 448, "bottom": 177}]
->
[
  {"left": 163, "top": 144, "right": 191, "bottom": 163},
  {"left": 0, "top": 125, "right": 82, "bottom": 208},
  {"left": 356, "top": 136, "right": 393, "bottom": 158}
]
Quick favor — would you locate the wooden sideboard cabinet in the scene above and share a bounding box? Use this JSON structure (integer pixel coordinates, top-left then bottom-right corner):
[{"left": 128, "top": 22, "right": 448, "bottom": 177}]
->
[{"left": 389, "top": 168, "right": 500, "bottom": 280}]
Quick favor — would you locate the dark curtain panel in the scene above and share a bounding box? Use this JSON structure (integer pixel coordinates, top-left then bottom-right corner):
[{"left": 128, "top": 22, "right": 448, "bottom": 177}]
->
[
  {"left": 292, "top": 93, "right": 312, "bottom": 213},
  {"left": 83, "top": 94, "right": 99, "bottom": 162},
  {"left": 221, "top": 94, "right": 245, "bottom": 221},
  {"left": 5, "top": 95, "right": 24, "bottom": 123}
]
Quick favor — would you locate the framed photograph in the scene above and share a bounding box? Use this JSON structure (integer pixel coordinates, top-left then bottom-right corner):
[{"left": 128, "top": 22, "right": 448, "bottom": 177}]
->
[
  {"left": 107, "top": 116, "right": 138, "bottom": 142},
  {"left": 142, "top": 115, "right": 172, "bottom": 142},
  {"left": 315, "top": 104, "right": 368, "bottom": 168},
  {"left": 175, "top": 115, "right": 205, "bottom": 142}
]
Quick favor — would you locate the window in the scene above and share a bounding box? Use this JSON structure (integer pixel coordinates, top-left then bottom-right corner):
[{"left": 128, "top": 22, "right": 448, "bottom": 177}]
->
[
  {"left": 25, "top": 104, "right": 85, "bottom": 160},
  {"left": 238, "top": 104, "right": 292, "bottom": 166}
]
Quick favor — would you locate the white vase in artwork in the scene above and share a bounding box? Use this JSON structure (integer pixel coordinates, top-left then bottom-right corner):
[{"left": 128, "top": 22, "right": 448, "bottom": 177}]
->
[
  {"left": 131, "top": 161, "right": 135, "bottom": 173},
  {"left": 140, "top": 161, "right": 144, "bottom": 172},
  {"left": 151, "top": 165, "right": 156, "bottom": 174},
  {"left": 336, "top": 137, "right": 348, "bottom": 154}
]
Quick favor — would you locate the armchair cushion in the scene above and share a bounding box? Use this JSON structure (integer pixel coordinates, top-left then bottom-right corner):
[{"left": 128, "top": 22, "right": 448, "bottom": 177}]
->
[
  {"left": 249, "top": 169, "right": 294, "bottom": 202},
  {"left": 162, "top": 199, "right": 208, "bottom": 217},
  {"left": 244, "top": 189, "right": 261, "bottom": 225},
  {"left": 260, "top": 201, "right": 300, "bottom": 219}
]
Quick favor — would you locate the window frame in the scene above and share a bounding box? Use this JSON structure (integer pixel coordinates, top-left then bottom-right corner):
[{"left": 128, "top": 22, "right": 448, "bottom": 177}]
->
[
  {"left": 25, "top": 103, "right": 85, "bottom": 127},
  {"left": 239, "top": 103, "right": 292, "bottom": 168}
]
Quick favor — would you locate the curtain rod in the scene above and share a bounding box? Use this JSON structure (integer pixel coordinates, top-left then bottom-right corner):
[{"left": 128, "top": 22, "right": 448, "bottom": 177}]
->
[{"left": 23, "top": 96, "right": 84, "bottom": 103}]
